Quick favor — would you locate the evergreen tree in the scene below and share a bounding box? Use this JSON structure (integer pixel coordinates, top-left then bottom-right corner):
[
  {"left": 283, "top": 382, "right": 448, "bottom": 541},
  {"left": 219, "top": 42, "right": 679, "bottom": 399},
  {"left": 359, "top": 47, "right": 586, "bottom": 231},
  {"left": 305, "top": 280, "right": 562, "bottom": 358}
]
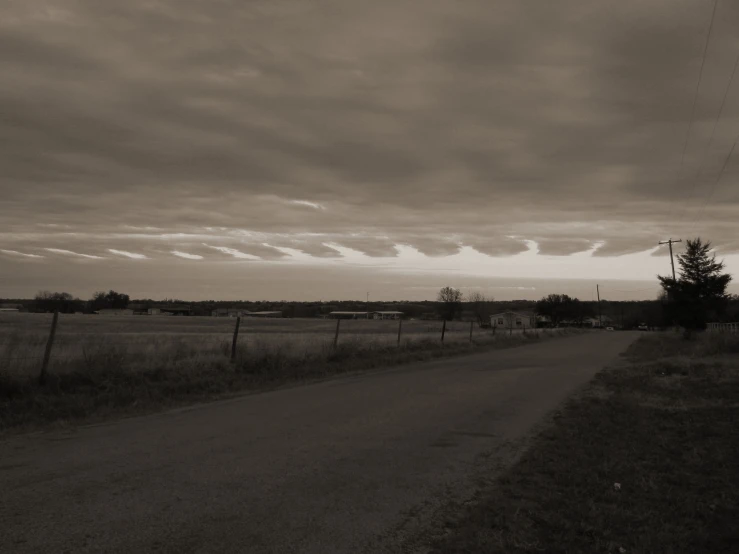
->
[{"left": 658, "top": 238, "right": 732, "bottom": 331}]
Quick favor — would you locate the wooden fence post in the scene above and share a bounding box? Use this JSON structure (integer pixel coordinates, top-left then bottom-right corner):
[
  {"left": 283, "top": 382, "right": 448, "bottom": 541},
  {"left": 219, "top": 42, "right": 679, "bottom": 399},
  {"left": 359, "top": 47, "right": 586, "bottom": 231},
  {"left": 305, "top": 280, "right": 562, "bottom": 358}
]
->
[
  {"left": 469, "top": 321, "right": 474, "bottom": 343},
  {"left": 39, "top": 310, "right": 59, "bottom": 385},
  {"left": 333, "top": 318, "right": 341, "bottom": 348},
  {"left": 397, "top": 318, "right": 402, "bottom": 347},
  {"left": 441, "top": 319, "right": 447, "bottom": 343},
  {"left": 231, "top": 316, "right": 241, "bottom": 361},
  {"left": 509, "top": 324, "right": 513, "bottom": 336}
]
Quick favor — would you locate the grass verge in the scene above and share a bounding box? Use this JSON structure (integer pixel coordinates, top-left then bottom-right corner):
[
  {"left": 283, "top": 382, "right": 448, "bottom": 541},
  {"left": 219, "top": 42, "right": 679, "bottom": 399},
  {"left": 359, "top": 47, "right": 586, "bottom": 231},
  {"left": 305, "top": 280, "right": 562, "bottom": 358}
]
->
[
  {"left": 0, "top": 329, "right": 579, "bottom": 434},
  {"left": 428, "top": 331, "right": 739, "bottom": 553}
]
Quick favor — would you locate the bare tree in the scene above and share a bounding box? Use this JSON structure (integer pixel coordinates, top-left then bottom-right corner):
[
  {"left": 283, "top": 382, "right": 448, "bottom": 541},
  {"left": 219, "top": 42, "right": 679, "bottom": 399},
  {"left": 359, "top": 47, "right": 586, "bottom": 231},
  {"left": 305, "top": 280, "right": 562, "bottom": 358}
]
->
[
  {"left": 437, "top": 286, "right": 463, "bottom": 321},
  {"left": 467, "top": 291, "right": 494, "bottom": 327}
]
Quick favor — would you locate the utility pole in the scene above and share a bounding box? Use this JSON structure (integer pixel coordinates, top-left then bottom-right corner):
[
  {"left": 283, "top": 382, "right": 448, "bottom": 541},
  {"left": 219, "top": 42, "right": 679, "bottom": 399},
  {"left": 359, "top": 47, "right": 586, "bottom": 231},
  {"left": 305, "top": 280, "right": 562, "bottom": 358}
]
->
[
  {"left": 658, "top": 239, "right": 682, "bottom": 281},
  {"left": 596, "top": 284, "right": 602, "bottom": 329}
]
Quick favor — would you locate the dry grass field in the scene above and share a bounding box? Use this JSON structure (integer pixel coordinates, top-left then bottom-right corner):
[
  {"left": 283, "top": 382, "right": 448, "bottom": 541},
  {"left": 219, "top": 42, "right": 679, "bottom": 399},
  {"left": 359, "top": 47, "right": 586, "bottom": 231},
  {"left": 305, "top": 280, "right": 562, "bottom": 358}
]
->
[
  {"left": 1, "top": 313, "right": 535, "bottom": 377},
  {"left": 0, "top": 312, "right": 571, "bottom": 432}
]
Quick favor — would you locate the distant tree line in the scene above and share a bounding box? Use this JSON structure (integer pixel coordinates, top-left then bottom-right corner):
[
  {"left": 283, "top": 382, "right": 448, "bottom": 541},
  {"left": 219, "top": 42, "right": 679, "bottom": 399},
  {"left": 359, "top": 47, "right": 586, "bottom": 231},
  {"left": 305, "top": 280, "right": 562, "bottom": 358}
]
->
[
  {"left": 6, "top": 243, "right": 738, "bottom": 331},
  {"left": 9, "top": 291, "right": 726, "bottom": 329},
  {"left": 24, "top": 290, "right": 131, "bottom": 314}
]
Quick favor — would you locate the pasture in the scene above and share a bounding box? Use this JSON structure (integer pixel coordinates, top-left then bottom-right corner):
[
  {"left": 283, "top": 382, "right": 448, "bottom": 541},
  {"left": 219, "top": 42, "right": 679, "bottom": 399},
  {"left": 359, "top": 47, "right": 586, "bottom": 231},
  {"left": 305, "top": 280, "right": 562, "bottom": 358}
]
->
[
  {"left": 0, "top": 313, "right": 530, "bottom": 378},
  {"left": 0, "top": 312, "right": 571, "bottom": 432}
]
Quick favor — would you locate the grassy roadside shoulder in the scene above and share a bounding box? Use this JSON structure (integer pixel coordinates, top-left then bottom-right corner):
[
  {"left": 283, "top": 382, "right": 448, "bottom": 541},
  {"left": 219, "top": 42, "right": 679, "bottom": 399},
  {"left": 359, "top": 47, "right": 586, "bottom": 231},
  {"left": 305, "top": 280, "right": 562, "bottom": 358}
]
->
[
  {"left": 428, "top": 332, "right": 739, "bottom": 554},
  {"left": 0, "top": 329, "right": 581, "bottom": 434}
]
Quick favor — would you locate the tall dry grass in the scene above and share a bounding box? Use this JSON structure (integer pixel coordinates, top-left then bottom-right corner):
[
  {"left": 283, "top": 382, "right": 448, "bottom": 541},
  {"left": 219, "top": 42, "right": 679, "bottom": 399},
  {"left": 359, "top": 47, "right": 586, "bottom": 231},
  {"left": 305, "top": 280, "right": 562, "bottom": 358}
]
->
[{"left": 0, "top": 313, "right": 579, "bottom": 431}]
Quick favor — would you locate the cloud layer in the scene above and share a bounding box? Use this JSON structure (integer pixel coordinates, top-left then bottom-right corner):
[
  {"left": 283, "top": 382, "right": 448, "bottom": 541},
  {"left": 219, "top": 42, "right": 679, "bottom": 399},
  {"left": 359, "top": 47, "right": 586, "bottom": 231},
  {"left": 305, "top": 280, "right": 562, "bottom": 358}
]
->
[{"left": 2, "top": 0, "right": 739, "bottom": 291}]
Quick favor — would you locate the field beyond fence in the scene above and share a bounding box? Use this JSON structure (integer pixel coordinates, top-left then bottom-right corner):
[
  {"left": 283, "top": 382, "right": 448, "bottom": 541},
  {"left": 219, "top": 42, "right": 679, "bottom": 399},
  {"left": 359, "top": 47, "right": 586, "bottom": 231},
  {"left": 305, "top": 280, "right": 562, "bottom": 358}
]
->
[
  {"left": 1, "top": 313, "right": 544, "bottom": 378},
  {"left": 0, "top": 313, "right": 576, "bottom": 432}
]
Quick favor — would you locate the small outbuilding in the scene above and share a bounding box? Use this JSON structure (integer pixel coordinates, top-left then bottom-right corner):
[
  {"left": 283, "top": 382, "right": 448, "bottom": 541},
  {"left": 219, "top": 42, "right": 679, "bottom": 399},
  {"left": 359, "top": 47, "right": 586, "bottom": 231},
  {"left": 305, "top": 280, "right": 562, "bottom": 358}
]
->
[{"left": 490, "top": 311, "right": 536, "bottom": 329}]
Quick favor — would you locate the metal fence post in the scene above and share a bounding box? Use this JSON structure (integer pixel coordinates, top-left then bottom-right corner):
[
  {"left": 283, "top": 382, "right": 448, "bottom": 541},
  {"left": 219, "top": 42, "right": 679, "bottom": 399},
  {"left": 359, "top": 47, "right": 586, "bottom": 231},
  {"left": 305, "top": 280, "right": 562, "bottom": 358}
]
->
[
  {"left": 333, "top": 318, "right": 341, "bottom": 348},
  {"left": 469, "top": 321, "right": 473, "bottom": 343},
  {"left": 397, "top": 318, "right": 402, "bottom": 347},
  {"left": 441, "top": 319, "right": 446, "bottom": 343},
  {"left": 39, "top": 310, "right": 59, "bottom": 385},
  {"left": 231, "top": 316, "right": 241, "bottom": 361}
]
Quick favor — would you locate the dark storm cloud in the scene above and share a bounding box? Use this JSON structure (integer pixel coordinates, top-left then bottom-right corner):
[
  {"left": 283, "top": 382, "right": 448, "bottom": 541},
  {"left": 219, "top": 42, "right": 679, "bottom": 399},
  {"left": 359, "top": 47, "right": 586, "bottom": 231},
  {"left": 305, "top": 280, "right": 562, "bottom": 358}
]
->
[
  {"left": 2, "top": 0, "right": 739, "bottom": 263},
  {"left": 399, "top": 238, "right": 462, "bottom": 257},
  {"left": 468, "top": 238, "right": 530, "bottom": 257}
]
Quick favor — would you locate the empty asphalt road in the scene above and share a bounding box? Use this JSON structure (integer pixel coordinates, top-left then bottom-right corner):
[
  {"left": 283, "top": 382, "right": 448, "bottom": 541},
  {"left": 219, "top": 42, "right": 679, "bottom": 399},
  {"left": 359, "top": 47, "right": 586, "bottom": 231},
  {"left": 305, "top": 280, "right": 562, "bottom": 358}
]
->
[{"left": 1, "top": 332, "right": 637, "bottom": 553}]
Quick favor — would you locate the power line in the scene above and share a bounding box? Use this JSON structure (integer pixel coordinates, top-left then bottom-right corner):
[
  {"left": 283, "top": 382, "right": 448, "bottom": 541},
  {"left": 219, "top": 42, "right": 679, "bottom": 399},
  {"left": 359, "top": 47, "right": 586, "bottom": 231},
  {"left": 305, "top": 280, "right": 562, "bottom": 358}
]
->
[
  {"left": 667, "top": 0, "right": 719, "bottom": 233},
  {"left": 677, "top": 25, "right": 739, "bottom": 228},
  {"left": 689, "top": 136, "right": 738, "bottom": 232}
]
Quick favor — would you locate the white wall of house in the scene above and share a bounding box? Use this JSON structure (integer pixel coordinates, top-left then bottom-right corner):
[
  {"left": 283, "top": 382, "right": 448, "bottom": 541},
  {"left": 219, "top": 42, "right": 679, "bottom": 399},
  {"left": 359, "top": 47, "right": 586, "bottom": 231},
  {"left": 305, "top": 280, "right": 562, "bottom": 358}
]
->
[{"left": 490, "top": 312, "right": 536, "bottom": 328}]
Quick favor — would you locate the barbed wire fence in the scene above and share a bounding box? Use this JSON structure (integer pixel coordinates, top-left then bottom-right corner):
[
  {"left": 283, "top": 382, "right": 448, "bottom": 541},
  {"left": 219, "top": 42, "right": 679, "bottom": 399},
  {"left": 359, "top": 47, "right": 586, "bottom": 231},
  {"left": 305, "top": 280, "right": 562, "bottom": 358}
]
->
[
  {"left": 707, "top": 322, "right": 739, "bottom": 333},
  {"left": 2, "top": 312, "right": 568, "bottom": 384}
]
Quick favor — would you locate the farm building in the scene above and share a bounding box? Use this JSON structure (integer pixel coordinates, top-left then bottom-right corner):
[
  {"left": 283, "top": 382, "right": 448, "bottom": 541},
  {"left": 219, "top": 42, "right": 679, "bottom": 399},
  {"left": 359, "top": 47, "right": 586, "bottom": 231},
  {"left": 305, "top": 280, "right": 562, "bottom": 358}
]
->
[
  {"left": 372, "top": 311, "right": 404, "bottom": 320},
  {"left": 244, "top": 311, "right": 283, "bottom": 318},
  {"left": 490, "top": 311, "right": 536, "bottom": 329},
  {"left": 328, "top": 311, "right": 404, "bottom": 320},
  {"left": 128, "top": 304, "right": 191, "bottom": 316},
  {"left": 96, "top": 309, "right": 134, "bottom": 316},
  {"left": 328, "top": 311, "right": 371, "bottom": 319}
]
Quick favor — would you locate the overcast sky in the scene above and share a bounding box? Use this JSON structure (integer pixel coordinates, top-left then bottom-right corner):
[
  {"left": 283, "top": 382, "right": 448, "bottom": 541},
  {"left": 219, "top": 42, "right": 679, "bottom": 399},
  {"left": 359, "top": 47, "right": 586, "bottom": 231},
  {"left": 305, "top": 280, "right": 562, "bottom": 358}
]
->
[{"left": 3, "top": 0, "right": 739, "bottom": 301}]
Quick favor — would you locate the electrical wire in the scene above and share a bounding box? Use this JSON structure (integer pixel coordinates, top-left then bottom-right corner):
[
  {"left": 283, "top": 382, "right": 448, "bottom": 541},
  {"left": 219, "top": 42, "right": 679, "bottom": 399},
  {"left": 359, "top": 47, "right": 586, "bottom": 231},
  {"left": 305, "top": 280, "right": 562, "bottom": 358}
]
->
[
  {"left": 688, "top": 135, "right": 738, "bottom": 232},
  {"left": 677, "top": 39, "right": 739, "bottom": 228},
  {"left": 666, "top": 0, "right": 719, "bottom": 233}
]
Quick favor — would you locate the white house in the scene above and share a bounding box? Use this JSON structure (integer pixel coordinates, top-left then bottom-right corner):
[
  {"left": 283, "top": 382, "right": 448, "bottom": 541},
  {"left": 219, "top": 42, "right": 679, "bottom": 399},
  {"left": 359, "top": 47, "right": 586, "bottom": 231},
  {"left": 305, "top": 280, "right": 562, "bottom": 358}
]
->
[{"left": 490, "top": 311, "right": 536, "bottom": 329}]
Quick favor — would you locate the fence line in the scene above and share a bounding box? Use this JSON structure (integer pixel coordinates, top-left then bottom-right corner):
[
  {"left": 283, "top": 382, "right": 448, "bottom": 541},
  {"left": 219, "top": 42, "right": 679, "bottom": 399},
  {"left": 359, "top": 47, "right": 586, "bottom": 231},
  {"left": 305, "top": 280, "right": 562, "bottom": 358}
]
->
[
  {"left": 707, "top": 322, "right": 739, "bottom": 333},
  {"left": 1, "top": 314, "right": 574, "bottom": 382}
]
